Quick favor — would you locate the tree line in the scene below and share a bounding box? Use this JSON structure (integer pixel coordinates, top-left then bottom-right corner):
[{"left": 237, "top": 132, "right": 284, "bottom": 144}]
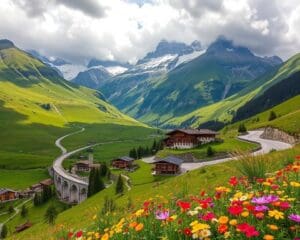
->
[{"left": 129, "top": 139, "right": 163, "bottom": 159}]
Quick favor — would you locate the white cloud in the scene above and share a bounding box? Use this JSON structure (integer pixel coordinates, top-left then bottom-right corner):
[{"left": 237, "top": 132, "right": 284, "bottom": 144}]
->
[{"left": 0, "top": 0, "right": 299, "bottom": 63}]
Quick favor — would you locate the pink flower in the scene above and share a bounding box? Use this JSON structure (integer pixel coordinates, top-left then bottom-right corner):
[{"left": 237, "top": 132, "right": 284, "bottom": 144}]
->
[
  {"left": 289, "top": 214, "right": 300, "bottom": 223},
  {"left": 155, "top": 210, "right": 169, "bottom": 220},
  {"left": 254, "top": 205, "right": 269, "bottom": 212},
  {"left": 251, "top": 195, "right": 279, "bottom": 204},
  {"left": 201, "top": 212, "right": 215, "bottom": 221}
]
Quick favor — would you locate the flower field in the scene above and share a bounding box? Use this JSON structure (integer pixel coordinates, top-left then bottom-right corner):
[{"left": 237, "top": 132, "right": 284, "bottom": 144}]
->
[{"left": 59, "top": 157, "right": 300, "bottom": 240}]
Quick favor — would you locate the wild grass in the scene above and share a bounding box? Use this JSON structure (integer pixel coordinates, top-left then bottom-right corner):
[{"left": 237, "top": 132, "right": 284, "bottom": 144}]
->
[{"left": 235, "top": 152, "right": 272, "bottom": 182}]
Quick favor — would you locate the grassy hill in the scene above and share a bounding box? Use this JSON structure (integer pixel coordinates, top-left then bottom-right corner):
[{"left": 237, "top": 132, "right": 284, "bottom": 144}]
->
[
  {"left": 11, "top": 145, "right": 300, "bottom": 239},
  {"left": 0, "top": 40, "right": 155, "bottom": 190},
  {"left": 166, "top": 53, "right": 300, "bottom": 129}
]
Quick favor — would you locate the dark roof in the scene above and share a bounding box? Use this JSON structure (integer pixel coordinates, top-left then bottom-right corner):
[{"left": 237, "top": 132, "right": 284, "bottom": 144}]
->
[
  {"left": 114, "top": 156, "right": 134, "bottom": 162},
  {"left": 0, "top": 188, "right": 17, "bottom": 194},
  {"left": 167, "top": 128, "right": 218, "bottom": 135},
  {"left": 155, "top": 156, "right": 183, "bottom": 166},
  {"left": 76, "top": 160, "right": 91, "bottom": 165}
]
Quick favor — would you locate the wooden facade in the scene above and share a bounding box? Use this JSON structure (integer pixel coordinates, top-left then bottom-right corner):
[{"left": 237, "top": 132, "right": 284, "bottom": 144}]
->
[
  {"left": 153, "top": 156, "right": 183, "bottom": 175},
  {"left": 163, "top": 129, "right": 217, "bottom": 149},
  {"left": 112, "top": 156, "right": 134, "bottom": 169},
  {"left": 0, "top": 189, "right": 18, "bottom": 202}
]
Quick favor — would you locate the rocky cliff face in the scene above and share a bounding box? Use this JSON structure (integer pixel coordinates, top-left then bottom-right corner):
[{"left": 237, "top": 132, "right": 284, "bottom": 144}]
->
[{"left": 261, "top": 127, "right": 299, "bottom": 145}]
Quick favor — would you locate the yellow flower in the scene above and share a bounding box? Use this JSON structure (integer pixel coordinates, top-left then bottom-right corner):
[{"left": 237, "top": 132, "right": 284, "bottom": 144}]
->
[
  {"left": 290, "top": 181, "right": 300, "bottom": 187},
  {"left": 241, "top": 211, "right": 249, "bottom": 217},
  {"left": 135, "top": 209, "right": 144, "bottom": 217},
  {"left": 268, "top": 210, "right": 284, "bottom": 220},
  {"left": 229, "top": 219, "right": 237, "bottom": 226},
  {"left": 135, "top": 223, "right": 144, "bottom": 232},
  {"left": 263, "top": 234, "right": 274, "bottom": 240},
  {"left": 263, "top": 182, "right": 271, "bottom": 186},
  {"left": 218, "top": 216, "right": 229, "bottom": 224},
  {"left": 169, "top": 215, "right": 177, "bottom": 220},
  {"left": 191, "top": 223, "right": 210, "bottom": 233},
  {"left": 215, "top": 186, "right": 231, "bottom": 192},
  {"left": 224, "top": 231, "right": 231, "bottom": 239},
  {"left": 92, "top": 214, "right": 97, "bottom": 220},
  {"left": 101, "top": 233, "right": 109, "bottom": 240},
  {"left": 267, "top": 224, "right": 279, "bottom": 231}
]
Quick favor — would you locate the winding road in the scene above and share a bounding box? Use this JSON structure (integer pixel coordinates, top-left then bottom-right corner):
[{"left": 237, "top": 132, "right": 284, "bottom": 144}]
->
[{"left": 142, "top": 130, "right": 293, "bottom": 173}]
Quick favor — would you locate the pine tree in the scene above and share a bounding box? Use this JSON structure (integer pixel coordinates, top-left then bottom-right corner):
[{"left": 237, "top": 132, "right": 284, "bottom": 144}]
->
[
  {"left": 20, "top": 205, "right": 28, "bottom": 218},
  {"left": 94, "top": 168, "right": 105, "bottom": 193},
  {"left": 115, "top": 174, "right": 124, "bottom": 195},
  {"left": 101, "top": 196, "right": 116, "bottom": 214},
  {"left": 151, "top": 140, "right": 157, "bottom": 153},
  {"left": 33, "top": 193, "right": 41, "bottom": 206},
  {"left": 44, "top": 205, "right": 58, "bottom": 225},
  {"left": 268, "top": 111, "right": 277, "bottom": 121},
  {"left": 0, "top": 224, "right": 7, "bottom": 239},
  {"left": 88, "top": 168, "right": 96, "bottom": 197},
  {"left": 99, "top": 163, "right": 108, "bottom": 177},
  {"left": 207, "top": 146, "right": 214, "bottom": 157}
]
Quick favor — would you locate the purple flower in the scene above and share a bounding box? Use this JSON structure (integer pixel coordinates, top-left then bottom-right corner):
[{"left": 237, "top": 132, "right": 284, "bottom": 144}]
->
[
  {"left": 251, "top": 195, "right": 279, "bottom": 204},
  {"left": 288, "top": 214, "right": 300, "bottom": 223},
  {"left": 155, "top": 210, "right": 169, "bottom": 220},
  {"left": 254, "top": 205, "right": 269, "bottom": 212}
]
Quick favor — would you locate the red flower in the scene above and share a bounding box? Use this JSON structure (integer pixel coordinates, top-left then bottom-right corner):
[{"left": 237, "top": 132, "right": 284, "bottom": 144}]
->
[
  {"left": 256, "top": 178, "right": 265, "bottom": 183},
  {"left": 237, "top": 223, "right": 259, "bottom": 238},
  {"left": 279, "top": 201, "right": 290, "bottom": 210},
  {"left": 67, "top": 232, "right": 73, "bottom": 238},
  {"left": 177, "top": 201, "right": 191, "bottom": 211},
  {"left": 183, "top": 227, "right": 192, "bottom": 236},
  {"left": 76, "top": 230, "right": 83, "bottom": 238},
  {"left": 229, "top": 176, "right": 238, "bottom": 186},
  {"left": 228, "top": 205, "right": 243, "bottom": 216},
  {"left": 201, "top": 212, "right": 215, "bottom": 221},
  {"left": 218, "top": 224, "right": 228, "bottom": 234}
]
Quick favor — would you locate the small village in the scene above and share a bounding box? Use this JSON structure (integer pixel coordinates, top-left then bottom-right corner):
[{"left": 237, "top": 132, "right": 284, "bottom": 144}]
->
[{"left": 0, "top": 128, "right": 218, "bottom": 204}]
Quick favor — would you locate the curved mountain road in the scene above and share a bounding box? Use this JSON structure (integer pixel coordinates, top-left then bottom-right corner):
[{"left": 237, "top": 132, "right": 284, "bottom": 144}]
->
[{"left": 142, "top": 130, "right": 293, "bottom": 173}]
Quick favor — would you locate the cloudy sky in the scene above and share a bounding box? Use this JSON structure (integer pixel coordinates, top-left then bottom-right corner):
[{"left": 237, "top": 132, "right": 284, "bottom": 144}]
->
[{"left": 1, "top": 0, "right": 300, "bottom": 63}]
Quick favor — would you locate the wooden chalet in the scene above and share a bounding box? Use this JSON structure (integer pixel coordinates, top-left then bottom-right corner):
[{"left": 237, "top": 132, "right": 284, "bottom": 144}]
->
[
  {"left": 112, "top": 156, "right": 135, "bottom": 169},
  {"left": 163, "top": 128, "right": 218, "bottom": 149},
  {"left": 30, "top": 183, "right": 42, "bottom": 192},
  {"left": 153, "top": 156, "right": 183, "bottom": 175},
  {"left": 0, "top": 188, "right": 18, "bottom": 202},
  {"left": 74, "top": 160, "right": 100, "bottom": 172}
]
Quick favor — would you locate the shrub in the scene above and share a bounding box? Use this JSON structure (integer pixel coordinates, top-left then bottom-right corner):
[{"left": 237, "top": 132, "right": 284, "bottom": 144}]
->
[
  {"left": 115, "top": 175, "right": 124, "bottom": 195},
  {"left": 206, "top": 146, "right": 214, "bottom": 157},
  {"left": 0, "top": 224, "right": 7, "bottom": 238},
  {"left": 236, "top": 153, "right": 271, "bottom": 182},
  {"left": 44, "top": 205, "right": 58, "bottom": 225},
  {"left": 101, "top": 196, "right": 116, "bottom": 214},
  {"left": 8, "top": 205, "right": 14, "bottom": 214},
  {"left": 20, "top": 205, "right": 28, "bottom": 218},
  {"left": 268, "top": 111, "right": 277, "bottom": 121},
  {"left": 238, "top": 123, "right": 247, "bottom": 133}
]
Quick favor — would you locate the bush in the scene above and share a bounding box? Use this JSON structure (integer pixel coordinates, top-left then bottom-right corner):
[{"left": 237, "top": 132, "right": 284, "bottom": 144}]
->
[
  {"left": 21, "top": 205, "right": 28, "bottom": 218},
  {"left": 236, "top": 153, "right": 271, "bottom": 182},
  {"left": 115, "top": 175, "right": 124, "bottom": 195},
  {"left": 0, "top": 224, "right": 7, "bottom": 238},
  {"left": 238, "top": 123, "right": 247, "bottom": 133},
  {"left": 268, "top": 111, "right": 277, "bottom": 121},
  {"left": 8, "top": 205, "right": 14, "bottom": 214},
  {"left": 44, "top": 205, "right": 58, "bottom": 225},
  {"left": 206, "top": 146, "right": 214, "bottom": 157},
  {"left": 101, "top": 196, "right": 116, "bottom": 214}
]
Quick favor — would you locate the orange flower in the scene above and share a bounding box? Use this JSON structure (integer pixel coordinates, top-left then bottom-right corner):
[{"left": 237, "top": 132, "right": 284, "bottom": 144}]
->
[
  {"left": 229, "top": 219, "right": 237, "bottom": 226},
  {"left": 267, "top": 224, "right": 278, "bottom": 231},
  {"left": 218, "top": 216, "right": 229, "bottom": 224},
  {"left": 218, "top": 224, "right": 228, "bottom": 234},
  {"left": 255, "top": 212, "right": 264, "bottom": 219},
  {"left": 263, "top": 235, "right": 274, "bottom": 240},
  {"left": 129, "top": 222, "right": 138, "bottom": 228},
  {"left": 135, "top": 223, "right": 144, "bottom": 232}
]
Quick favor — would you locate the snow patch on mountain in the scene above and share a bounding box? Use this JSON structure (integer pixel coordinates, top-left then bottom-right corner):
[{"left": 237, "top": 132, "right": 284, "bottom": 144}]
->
[
  {"left": 175, "top": 50, "right": 205, "bottom": 67},
  {"left": 55, "top": 64, "right": 87, "bottom": 80},
  {"left": 105, "top": 66, "right": 128, "bottom": 75}
]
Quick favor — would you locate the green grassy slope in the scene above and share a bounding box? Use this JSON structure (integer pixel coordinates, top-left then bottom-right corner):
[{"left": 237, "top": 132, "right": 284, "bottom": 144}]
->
[
  {"left": 166, "top": 53, "right": 300, "bottom": 128},
  {"left": 12, "top": 145, "right": 300, "bottom": 239},
  {"left": 225, "top": 95, "right": 300, "bottom": 135},
  {"left": 0, "top": 40, "right": 150, "bottom": 190}
]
